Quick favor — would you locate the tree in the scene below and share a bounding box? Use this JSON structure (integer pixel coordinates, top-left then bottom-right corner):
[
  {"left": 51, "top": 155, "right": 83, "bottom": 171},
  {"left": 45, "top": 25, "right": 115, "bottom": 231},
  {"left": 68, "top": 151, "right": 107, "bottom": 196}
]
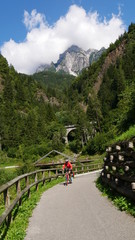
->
[
  {"left": 0, "top": 55, "right": 9, "bottom": 77},
  {"left": 87, "top": 91, "right": 102, "bottom": 132},
  {"left": 117, "top": 83, "right": 135, "bottom": 131}
]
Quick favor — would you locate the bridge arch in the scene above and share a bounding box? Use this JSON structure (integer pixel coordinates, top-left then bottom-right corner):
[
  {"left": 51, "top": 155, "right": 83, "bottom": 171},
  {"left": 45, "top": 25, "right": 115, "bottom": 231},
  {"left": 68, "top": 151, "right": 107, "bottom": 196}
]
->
[{"left": 64, "top": 125, "right": 77, "bottom": 144}]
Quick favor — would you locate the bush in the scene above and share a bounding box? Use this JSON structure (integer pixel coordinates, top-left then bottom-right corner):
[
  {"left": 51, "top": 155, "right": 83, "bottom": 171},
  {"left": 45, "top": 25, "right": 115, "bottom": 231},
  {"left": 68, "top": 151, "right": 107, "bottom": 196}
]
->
[
  {"left": 7, "top": 147, "right": 17, "bottom": 158},
  {"left": 16, "top": 142, "right": 52, "bottom": 162},
  {"left": 85, "top": 132, "right": 108, "bottom": 155},
  {"left": 16, "top": 164, "right": 35, "bottom": 176},
  {"left": 69, "top": 140, "right": 82, "bottom": 153},
  {"left": 0, "top": 169, "right": 18, "bottom": 186}
]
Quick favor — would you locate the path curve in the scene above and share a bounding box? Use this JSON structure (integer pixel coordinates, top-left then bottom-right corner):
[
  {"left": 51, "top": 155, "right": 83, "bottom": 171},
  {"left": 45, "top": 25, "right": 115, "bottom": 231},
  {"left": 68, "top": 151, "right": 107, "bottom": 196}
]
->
[{"left": 25, "top": 171, "right": 135, "bottom": 240}]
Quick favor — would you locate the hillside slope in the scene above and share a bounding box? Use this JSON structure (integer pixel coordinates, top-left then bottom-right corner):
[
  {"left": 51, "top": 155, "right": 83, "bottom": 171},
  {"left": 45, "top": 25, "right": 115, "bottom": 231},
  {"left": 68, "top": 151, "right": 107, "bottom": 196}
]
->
[
  {"left": 0, "top": 23, "right": 135, "bottom": 160},
  {"left": 68, "top": 23, "right": 135, "bottom": 153},
  {"left": 0, "top": 56, "right": 68, "bottom": 157}
]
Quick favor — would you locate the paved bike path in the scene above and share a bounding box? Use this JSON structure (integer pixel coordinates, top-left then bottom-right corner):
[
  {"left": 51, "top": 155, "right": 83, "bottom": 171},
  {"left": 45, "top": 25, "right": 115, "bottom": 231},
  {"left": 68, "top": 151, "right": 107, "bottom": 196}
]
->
[{"left": 25, "top": 172, "right": 135, "bottom": 240}]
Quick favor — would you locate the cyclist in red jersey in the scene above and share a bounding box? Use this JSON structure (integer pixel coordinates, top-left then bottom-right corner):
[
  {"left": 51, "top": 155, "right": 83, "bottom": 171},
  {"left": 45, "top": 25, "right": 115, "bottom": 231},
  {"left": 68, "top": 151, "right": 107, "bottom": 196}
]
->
[
  {"left": 63, "top": 159, "right": 72, "bottom": 171},
  {"left": 63, "top": 159, "right": 73, "bottom": 183}
]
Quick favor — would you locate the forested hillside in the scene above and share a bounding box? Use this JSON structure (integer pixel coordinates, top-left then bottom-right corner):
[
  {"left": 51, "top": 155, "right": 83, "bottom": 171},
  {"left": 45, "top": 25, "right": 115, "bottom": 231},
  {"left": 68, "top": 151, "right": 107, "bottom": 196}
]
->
[
  {"left": 0, "top": 57, "right": 73, "bottom": 161},
  {"left": 68, "top": 23, "right": 135, "bottom": 154},
  {"left": 32, "top": 70, "right": 74, "bottom": 99},
  {"left": 0, "top": 23, "right": 135, "bottom": 165}
]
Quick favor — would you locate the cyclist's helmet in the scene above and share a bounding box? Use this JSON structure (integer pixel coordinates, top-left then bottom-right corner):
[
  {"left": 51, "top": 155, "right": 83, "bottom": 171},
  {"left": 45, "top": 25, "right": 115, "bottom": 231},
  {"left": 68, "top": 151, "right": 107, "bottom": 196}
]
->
[{"left": 65, "top": 159, "right": 69, "bottom": 163}]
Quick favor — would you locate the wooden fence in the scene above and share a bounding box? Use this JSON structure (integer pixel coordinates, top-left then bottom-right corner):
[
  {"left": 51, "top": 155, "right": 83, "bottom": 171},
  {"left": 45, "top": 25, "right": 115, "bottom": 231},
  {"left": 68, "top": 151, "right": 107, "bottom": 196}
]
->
[
  {"left": 0, "top": 163, "right": 102, "bottom": 227},
  {"left": 34, "top": 159, "right": 93, "bottom": 168},
  {"left": 101, "top": 138, "right": 135, "bottom": 200}
]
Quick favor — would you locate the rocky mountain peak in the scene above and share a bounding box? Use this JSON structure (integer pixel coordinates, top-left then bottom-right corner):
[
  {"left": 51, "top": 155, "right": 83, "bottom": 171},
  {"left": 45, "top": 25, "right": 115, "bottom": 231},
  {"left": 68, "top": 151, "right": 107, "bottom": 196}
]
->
[{"left": 36, "top": 45, "right": 106, "bottom": 76}]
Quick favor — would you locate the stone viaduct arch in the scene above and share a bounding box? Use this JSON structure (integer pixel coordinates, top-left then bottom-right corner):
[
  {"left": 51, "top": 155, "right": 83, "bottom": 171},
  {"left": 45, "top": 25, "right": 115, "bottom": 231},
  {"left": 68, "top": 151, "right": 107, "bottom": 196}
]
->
[{"left": 64, "top": 125, "right": 76, "bottom": 144}]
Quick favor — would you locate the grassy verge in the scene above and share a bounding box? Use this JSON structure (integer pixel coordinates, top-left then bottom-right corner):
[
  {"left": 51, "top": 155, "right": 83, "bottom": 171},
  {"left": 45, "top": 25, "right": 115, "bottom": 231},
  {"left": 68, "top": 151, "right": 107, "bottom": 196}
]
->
[
  {"left": 0, "top": 177, "right": 64, "bottom": 240},
  {"left": 96, "top": 176, "right": 135, "bottom": 217},
  {"left": 116, "top": 125, "right": 135, "bottom": 142},
  {"left": 108, "top": 125, "right": 135, "bottom": 146}
]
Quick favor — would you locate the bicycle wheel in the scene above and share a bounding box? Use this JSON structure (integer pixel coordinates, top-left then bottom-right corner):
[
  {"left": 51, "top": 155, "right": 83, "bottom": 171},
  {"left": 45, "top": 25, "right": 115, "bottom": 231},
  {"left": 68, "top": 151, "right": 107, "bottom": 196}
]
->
[{"left": 66, "top": 173, "right": 69, "bottom": 185}]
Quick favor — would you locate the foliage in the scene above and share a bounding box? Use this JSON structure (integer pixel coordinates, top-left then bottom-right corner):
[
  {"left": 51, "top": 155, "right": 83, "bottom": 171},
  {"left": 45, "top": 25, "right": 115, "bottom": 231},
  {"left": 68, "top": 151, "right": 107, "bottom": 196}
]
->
[
  {"left": 111, "top": 125, "right": 135, "bottom": 143},
  {"left": 32, "top": 70, "right": 74, "bottom": 100},
  {"left": 96, "top": 176, "right": 135, "bottom": 216},
  {"left": 0, "top": 59, "right": 70, "bottom": 159},
  {"left": 0, "top": 169, "right": 18, "bottom": 186},
  {"left": 84, "top": 132, "right": 108, "bottom": 155},
  {"left": 1, "top": 22, "right": 135, "bottom": 161},
  {"left": 69, "top": 23, "right": 135, "bottom": 154},
  {"left": 84, "top": 126, "right": 117, "bottom": 155},
  {"left": 69, "top": 139, "right": 82, "bottom": 153},
  {"left": 116, "top": 83, "right": 135, "bottom": 131}
]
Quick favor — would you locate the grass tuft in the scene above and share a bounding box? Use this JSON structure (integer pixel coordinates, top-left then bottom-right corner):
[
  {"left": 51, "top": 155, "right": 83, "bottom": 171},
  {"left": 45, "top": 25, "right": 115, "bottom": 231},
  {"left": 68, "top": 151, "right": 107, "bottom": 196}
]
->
[{"left": 96, "top": 176, "right": 135, "bottom": 217}]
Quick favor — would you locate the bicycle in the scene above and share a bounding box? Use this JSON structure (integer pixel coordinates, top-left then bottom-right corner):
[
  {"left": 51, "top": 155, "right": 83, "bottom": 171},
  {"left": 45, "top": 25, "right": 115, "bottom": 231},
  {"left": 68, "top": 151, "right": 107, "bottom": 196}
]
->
[{"left": 64, "top": 168, "right": 74, "bottom": 186}]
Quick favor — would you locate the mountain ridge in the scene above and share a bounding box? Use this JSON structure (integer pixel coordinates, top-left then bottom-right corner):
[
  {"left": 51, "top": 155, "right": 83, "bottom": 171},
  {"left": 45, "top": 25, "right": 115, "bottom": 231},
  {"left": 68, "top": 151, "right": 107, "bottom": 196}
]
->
[{"left": 36, "top": 45, "right": 106, "bottom": 76}]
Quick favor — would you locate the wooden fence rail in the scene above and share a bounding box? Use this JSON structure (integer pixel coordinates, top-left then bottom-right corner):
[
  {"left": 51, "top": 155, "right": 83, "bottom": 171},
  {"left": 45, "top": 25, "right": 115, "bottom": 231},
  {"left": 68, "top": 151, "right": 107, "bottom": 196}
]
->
[
  {"left": 35, "top": 159, "right": 93, "bottom": 168},
  {"left": 0, "top": 163, "right": 102, "bottom": 227}
]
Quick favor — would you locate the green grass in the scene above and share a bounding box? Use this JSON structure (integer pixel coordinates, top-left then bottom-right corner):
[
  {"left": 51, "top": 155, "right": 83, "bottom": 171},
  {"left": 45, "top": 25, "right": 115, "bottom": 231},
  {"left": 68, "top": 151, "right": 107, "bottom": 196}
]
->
[
  {"left": 89, "top": 153, "right": 105, "bottom": 163},
  {"left": 78, "top": 153, "right": 104, "bottom": 166},
  {"left": 0, "top": 177, "right": 64, "bottom": 240},
  {"left": 96, "top": 176, "right": 135, "bottom": 217},
  {"left": 0, "top": 168, "right": 20, "bottom": 186},
  {"left": 95, "top": 126, "right": 135, "bottom": 217},
  {"left": 109, "top": 125, "right": 135, "bottom": 145},
  {"left": 115, "top": 125, "right": 135, "bottom": 141},
  {"left": 0, "top": 152, "right": 20, "bottom": 168}
]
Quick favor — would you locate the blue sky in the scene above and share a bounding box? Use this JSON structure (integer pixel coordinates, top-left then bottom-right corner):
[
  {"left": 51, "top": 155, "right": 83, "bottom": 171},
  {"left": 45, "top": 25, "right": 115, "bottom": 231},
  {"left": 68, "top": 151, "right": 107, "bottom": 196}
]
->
[{"left": 0, "top": 0, "right": 134, "bottom": 74}]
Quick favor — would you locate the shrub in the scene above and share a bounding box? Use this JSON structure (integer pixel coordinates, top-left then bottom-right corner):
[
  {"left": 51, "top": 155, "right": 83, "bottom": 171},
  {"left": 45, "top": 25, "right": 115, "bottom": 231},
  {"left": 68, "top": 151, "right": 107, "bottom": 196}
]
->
[
  {"left": 86, "top": 132, "right": 108, "bottom": 155},
  {"left": 7, "top": 147, "right": 17, "bottom": 158},
  {"left": 0, "top": 169, "right": 18, "bottom": 186},
  {"left": 69, "top": 140, "right": 82, "bottom": 153}
]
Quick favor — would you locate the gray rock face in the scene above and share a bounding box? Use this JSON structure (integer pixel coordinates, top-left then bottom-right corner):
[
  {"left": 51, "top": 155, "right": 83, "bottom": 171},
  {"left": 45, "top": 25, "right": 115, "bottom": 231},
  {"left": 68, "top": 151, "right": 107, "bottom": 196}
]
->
[
  {"left": 36, "top": 45, "right": 106, "bottom": 76},
  {"left": 36, "top": 62, "right": 56, "bottom": 73},
  {"left": 55, "top": 45, "right": 92, "bottom": 76},
  {"left": 89, "top": 47, "right": 105, "bottom": 64}
]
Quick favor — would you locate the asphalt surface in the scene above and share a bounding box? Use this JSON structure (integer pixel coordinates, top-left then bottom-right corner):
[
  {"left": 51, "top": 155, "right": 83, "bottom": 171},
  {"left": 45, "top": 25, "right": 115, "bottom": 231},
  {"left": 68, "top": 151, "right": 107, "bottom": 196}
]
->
[{"left": 25, "top": 171, "right": 135, "bottom": 240}]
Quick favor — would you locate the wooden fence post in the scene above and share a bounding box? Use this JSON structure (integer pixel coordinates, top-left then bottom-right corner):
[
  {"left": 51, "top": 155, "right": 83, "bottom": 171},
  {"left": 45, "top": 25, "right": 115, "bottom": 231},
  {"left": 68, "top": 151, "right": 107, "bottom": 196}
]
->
[
  {"left": 35, "top": 173, "right": 38, "bottom": 191},
  {"left": 48, "top": 170, "right": 51, "bottom": 181},
  {"left": 4, "top": 188, "right": 10, "bottom": 209},
  {"left": 4, "top": 188, "right": 11, "bottom": 225},
  {"left": 25, "top": 176, "right": 30, "bottom": 198},
  {"left": 42, "top": 171, "right": 45, "bottom": 185},
  {"left": 82, "top": 166, "right": 84, "bottom": 173},
  {"left": 16, "top": 180, "right": 22, "bottom": 205}
]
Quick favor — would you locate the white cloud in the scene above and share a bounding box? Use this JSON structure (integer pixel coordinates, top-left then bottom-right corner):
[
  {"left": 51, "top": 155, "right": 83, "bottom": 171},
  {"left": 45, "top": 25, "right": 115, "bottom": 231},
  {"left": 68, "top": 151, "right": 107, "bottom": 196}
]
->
[
  {"left": 0, "top": 5, "right": 126, "bottom": 74},
  {"left": 23, "top": 9, "right": 46, "bottom": 30}
]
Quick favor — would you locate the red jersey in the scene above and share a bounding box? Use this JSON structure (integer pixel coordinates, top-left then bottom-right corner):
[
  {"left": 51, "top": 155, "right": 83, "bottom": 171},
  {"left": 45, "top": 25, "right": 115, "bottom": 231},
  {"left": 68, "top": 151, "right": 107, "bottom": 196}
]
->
[{"left": 63, "top": 161, "right": 72, "bottom": 170}]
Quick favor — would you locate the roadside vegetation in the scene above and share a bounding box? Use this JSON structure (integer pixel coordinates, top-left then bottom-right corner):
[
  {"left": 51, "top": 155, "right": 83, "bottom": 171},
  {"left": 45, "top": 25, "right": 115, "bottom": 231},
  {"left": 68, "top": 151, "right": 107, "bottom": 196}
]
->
[
  {"left": 0, "top": 177, "right": 64, "bottom": 240},
  {"left": 1, "top": 124, "right": 135, "bottom": 186},
  {"left": 96, "top": 177, "right": 135, "bottom": 217}
]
